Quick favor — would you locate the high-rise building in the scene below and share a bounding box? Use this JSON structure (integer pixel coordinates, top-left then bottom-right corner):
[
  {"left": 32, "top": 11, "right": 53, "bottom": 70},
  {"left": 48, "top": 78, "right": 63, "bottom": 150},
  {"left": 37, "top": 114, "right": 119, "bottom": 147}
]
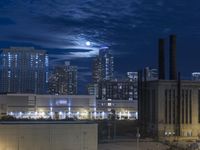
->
[
  {"left": 90, "top": 47, "right": 114, "bottom": 96},
  {"left": 144, "top": 67, "right": 158, "bottom": 81},
  {"left": 127, "top": 72, "right": 138, "bottom": 99},
  {"left": 87, "top": 83, "right": 98, "bottom": 96},
  {"left": 92, "top": 57, "right": 102, "bottom": 83},
  {"left": 99, "top": 47, "right": 114, "bottom": 81},
  {"left": 127, "top": 72, "right": 138, "bottom": 82},
  {"left": 92, "top": 47, "right": 114, "bottom": 83},
  {"left": 48, "top": 61, "right": 77, "bottom": 95},
  {"left": 192, "top": 72, "right": 200, "bottom": 80},
  {"left": 0, "top": 47, "right": 48, "bottom": 94}
]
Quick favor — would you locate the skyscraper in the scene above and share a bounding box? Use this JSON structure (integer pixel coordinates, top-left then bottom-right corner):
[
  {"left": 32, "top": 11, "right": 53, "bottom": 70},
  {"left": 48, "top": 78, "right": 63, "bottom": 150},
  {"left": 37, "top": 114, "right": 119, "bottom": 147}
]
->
[
  {"left": 0, "top": 47, "right": 48, "bottom": 94},
  {"left": 92, "top": 47, "right": 114, "bottom": 83},
  {"left": 48, "top": 61, "right": 77, "bottom": 95},
  {"left": 192, "top": 72, "right": 200, "bottom": 80},
  {"left": 99, "top": 47, "right": 114, "bottom": 81},
  {"left": 92, "top": 57, "right": 102, "bottom": 83},
  {"left": 89, "top": 47, "right": 114, "bottom": 96}
]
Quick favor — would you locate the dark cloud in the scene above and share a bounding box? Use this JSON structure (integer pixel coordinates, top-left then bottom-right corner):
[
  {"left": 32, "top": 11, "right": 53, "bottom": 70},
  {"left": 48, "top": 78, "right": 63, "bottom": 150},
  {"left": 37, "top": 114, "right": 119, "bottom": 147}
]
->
[
  {"left": 0, "top": 17, "right": 15, "bottom": 25},
  {"left": 0, "top": 0, "right": 200, "bottom": 93}
]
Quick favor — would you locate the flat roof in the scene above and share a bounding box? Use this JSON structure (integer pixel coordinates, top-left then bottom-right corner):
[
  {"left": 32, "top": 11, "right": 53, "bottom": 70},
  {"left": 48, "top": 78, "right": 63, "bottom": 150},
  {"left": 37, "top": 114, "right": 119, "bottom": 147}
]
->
[{"left": 0, "top": 120, "right": 96, "bottom": 125}]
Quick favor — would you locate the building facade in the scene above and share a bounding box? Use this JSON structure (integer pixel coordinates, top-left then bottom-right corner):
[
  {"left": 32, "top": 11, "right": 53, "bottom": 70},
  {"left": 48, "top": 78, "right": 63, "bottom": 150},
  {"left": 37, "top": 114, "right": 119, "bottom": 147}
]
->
[
  {"left": 97, "top": 80, "right": 136, "bottom": 101},
  {"left": 139, "top": 80, "right": 200, "bottom": 139},
  {"left": 137, "top": 34, "right": 200, "bottom": 140},
  {"left": 92, "top": 57, "right": 102, "bottom": 83},
  {"left": 87, "top": 83, "right": 98, "bottom": 96},
  {"left": 192, "top": 72, "right": 200, "bottom": 81},
  {"left": 144, "top": 67, "right": 158, "bottom": 81},
  {"left": 92, "top": 47, "right": 114, "bottom": 83},
  {"left": 127, "top": 72, "right": 138, "bottom": 100},
  {"left": 48, "top": 62, "right": 77, "bottom": 95},
  {"left": 0, "top": 94, "right": 137, "bottom": 120},
  {"left": 0, "top": 47, "right": 48, "bottom": 94},
  {"left": 99, "top": 47, "right": 114, "bottom": 81}
]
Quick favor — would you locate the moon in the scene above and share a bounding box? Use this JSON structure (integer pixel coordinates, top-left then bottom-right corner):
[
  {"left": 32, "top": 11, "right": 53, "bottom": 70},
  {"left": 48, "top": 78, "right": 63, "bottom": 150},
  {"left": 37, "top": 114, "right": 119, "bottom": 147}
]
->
[{"left": 85, "top": 41, "right": 91, "bottom": 46}]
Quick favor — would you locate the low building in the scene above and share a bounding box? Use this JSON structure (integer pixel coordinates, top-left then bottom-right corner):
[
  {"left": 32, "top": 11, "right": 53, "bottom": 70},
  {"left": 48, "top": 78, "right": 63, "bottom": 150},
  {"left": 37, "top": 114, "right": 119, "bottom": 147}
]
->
[
  {"left": 0, "top": 94, "right": 137, "bottom": 120},
  {"left": 0, "top": 121, "right": 97, "bottom": 150},
  {"left": 97, "top": 99, "right": 138, "bottom": 120},
  {"left": 0, "top": 94, "right": 96, "bottom": 120}
]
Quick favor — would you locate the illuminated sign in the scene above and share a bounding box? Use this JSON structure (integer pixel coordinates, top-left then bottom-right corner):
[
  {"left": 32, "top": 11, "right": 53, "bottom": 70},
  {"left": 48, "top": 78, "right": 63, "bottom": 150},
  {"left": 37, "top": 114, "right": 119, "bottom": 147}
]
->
[{"left": 56, "top": 100, "right": 68, "bottom": 106}]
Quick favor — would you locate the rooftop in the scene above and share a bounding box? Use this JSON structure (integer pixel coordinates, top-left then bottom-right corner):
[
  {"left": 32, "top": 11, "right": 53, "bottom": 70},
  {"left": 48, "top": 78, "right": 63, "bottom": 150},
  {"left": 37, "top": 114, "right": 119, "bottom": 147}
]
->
[{"left": 0, "top": 120, "right": 96, "bottom": 125}]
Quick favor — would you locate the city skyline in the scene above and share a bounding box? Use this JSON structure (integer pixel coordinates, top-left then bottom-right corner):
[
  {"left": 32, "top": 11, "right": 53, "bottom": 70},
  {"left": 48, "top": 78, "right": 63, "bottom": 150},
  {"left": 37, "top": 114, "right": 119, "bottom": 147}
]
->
[
  {"left": 1, "top": 1, "right": 200, "bottom": 149},
  {"left": 1, "top": 1, "right": 200, "bottom": 94}
]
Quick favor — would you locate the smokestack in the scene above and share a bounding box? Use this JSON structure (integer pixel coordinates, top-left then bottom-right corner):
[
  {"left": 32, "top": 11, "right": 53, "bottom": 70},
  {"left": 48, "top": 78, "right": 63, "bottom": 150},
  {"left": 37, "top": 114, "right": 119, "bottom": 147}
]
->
[
  {"left": 158, "top": 38, "right": 165, "bottom": 80},
  {"left": 169, "top": 35, "right": 177, "bottom": 80}
]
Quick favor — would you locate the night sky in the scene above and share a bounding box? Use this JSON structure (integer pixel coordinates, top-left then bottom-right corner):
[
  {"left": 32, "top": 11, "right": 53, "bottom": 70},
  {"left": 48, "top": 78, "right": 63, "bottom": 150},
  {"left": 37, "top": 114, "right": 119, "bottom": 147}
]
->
[{"left": 0, "top": 0, "right": 200, "bottom": 93}]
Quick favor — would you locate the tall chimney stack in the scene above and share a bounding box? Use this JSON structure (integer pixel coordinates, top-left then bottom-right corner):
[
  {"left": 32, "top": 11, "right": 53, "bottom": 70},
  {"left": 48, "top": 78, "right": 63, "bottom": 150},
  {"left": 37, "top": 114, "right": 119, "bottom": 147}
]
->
[
  {"left": 158, "top": 38, "right": 165, "bottom": 80},
  {"left": 169, "top": 35, "right": 177, "bottom": 80}
]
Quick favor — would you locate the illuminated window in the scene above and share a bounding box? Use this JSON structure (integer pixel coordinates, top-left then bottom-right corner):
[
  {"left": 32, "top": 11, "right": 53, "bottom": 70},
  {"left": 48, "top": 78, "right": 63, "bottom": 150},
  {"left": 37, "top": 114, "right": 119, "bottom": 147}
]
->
[{"left": 108, "top": 103, "right": 112, "bottom": 106}]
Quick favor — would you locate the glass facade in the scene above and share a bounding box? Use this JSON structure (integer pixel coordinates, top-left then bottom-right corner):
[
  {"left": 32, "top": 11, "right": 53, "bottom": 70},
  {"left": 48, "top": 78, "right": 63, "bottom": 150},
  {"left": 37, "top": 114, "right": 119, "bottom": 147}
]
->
[{"left": 0, "top": 47, "right": 48, "bottom": 94}]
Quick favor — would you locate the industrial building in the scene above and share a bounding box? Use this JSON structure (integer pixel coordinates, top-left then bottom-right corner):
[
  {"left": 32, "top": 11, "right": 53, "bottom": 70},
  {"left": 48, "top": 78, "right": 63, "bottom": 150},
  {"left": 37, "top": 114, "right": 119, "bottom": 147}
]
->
[
  {"left": 139, "top": 35, "right": 200, "bottom": 140},
  {"left": 139, "top": 80, "right": 200, "bottom": 139}
]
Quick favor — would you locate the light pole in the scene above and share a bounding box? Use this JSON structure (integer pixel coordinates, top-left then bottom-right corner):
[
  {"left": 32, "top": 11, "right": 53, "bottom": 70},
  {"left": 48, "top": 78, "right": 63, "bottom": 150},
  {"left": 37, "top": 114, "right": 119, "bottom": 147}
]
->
[
  {"left": 136, "top": 127, "right": 140, "bottom": 150},
  {"left": 111, "top": 109, "right": 116, "bottom": 140},
  {"left": 17, "top": 136, "right": 19, "bottom": 150}
]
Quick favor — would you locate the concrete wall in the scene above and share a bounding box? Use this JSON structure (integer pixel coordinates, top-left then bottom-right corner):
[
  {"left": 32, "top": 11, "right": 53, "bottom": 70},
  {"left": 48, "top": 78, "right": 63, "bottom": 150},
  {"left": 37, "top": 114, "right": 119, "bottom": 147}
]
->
[{"left": 0, "top": 121, "right": 97, "bottom": 150}]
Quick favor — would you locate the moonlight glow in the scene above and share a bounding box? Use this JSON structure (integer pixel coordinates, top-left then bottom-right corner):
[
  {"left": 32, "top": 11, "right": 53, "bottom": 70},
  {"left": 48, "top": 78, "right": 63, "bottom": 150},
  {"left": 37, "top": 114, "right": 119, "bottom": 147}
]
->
[{"left": 86, "top": 41, "right": 91, "bottom": 46}]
